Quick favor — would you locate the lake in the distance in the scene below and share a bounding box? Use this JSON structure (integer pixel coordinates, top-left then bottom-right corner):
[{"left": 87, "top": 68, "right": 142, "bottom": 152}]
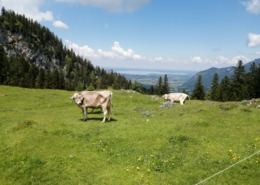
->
[
  {"left": 107, "top": 67, "right": 197, "bottom": 91},
  {"left": 111, "top": 67, "right": 196, "bottom": 76}
]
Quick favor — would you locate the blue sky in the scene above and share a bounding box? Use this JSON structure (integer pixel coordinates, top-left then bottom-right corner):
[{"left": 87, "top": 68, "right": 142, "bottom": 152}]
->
[{"left": 1, "top": 0, "right": 260, "bottom": 71}]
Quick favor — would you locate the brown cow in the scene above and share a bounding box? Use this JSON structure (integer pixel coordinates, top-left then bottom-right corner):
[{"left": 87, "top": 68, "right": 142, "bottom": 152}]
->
[{"left": 70, "top": 90, "right": 112, "bottom": 122}]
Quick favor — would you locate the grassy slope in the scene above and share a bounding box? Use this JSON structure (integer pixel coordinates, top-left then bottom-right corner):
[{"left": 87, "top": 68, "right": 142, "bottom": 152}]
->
[{"left": 0, "top": 86, "right": 259, "bottom": 185}]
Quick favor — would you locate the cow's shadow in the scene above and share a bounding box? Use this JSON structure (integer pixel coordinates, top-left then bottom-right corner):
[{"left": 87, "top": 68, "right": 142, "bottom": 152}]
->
[
  {"left": 88, "top": 110, "right": 103, "bottom": 114},
  {"left": 79, "top": 117, "right": 117, "bottom": 122},
  {"left": 78, "top": 109, "right": 117, "bottom": 122}
]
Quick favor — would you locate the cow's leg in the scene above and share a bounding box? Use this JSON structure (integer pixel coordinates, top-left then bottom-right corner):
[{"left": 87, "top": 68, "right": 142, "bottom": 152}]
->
[
  {"left": 180, "top": 100, "right": 184, "bottom": 105},
  {"left": 90, "top": 108, "right": 95, "bottom": 113},
  {"left": 83, "top": 107, "right": 88, "bottom": 121},
  {"left": 107, "top": 106, "right": 111, "bottom": 121},
  {"left": 102, "top": 107, "right": 108, "bottom": 123}
]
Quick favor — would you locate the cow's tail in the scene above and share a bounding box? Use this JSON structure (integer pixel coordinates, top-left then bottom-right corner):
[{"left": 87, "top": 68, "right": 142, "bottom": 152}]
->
[{"left": 108, "top": 92, "right": 113, "bottom": 113}]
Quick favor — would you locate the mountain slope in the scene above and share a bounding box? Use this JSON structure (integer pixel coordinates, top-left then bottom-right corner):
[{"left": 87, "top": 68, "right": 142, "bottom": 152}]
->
[
  {"left": 0, "top": 8, "right": 130, "bottom": 90},
  {"left": 181, "top": 58, "right": 260, "bottom": 91}
]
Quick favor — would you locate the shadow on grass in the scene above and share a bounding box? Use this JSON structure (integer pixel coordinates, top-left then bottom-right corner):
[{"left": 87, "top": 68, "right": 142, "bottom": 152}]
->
[
  {"left": 79, "top": 117, "right": 118, "bottom": 122},
  {"left": 88, "top": 110, "right": 103, "bottom": 114}
]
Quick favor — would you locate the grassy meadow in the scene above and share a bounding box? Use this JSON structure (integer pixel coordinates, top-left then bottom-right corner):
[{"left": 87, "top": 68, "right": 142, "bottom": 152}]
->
[{"left": 0, "top": 85, "right": 259, "bottom": 185}]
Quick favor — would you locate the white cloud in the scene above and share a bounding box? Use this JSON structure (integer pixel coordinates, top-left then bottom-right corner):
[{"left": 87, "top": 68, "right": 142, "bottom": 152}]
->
[
  {"left": 190, "top": 55, "right": 251, "bottom": 68},
  {"left": 212, "top": 55, "right": 250, "bottom": 66},
  {"left": 112, "top": 41, "right": 133, "bottom": 57},
  {"left": 65, "top": 40, "right": 253, "bottom": 70},
  {"left": 65, "top": 40, "right": 145, "bottom": 61},
  {"left": 56, "top": 0, "right": 150, "bottom": 12},
  {"left": 65, "top": 40, "right": 99, "bottom": 59},
  {"left": 53, "top": 20, "right": 69, "bottom": 29},
  {"left": 217, "top": 55, "right": 229, "bottom": 63},
  {"left": 247, "top": 33, "right": 260, "bottom": 47},
  {"left": 191, "top": 56, "right": 203, "bottom": 64},
  {"left": 154, "top": 57, "right": 163, "bottom": 62},
  {"left": 111, "top": 41, "right": 144, "bottom": 60},
  {"left": 230, "top": 55, "right": 250, "bottom": 65},
  {"left": 243, "top": 0, "right": 260, "bottom": 14}
]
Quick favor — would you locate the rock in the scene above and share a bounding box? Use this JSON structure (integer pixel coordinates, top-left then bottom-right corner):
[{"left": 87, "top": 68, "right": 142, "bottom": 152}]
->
[
  {"left": 150, "top": 95, "right": 159, "bottom": 100},
  {"left": 159, "top": 101, "right": 173, "bottom": 108}
]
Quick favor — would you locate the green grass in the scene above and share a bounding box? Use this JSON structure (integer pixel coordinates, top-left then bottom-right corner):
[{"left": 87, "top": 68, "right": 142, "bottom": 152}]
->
[{"left": 0, "top": 85, "right": 259, "bottom": 185}]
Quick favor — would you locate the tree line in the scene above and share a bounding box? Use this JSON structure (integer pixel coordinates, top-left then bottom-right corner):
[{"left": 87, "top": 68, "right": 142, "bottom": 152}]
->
[
  {"left": 0, "top": 45, "right": 132, "bottom": 90},
  {"left": 192, "top": 60, "right": 260, "bottom": 101}
]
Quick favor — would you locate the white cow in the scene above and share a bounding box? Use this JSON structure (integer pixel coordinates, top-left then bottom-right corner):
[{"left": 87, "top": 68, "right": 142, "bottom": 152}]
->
[
  {"left": 162, "top": 93, "right": 189, "bottom": 105},
  {"left": 70, "top": 90, "right": 112, "bottom": 122}
]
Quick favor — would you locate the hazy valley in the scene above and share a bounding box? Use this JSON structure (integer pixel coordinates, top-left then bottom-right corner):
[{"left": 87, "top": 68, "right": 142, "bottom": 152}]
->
[{"left": 113, "top": 68, "right": 197, "bottom": 92}]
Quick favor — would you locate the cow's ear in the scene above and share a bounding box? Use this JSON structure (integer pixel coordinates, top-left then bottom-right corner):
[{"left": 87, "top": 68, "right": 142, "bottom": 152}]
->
[{"left": 79, "top": 94, "right": 84, "bottom": 101}]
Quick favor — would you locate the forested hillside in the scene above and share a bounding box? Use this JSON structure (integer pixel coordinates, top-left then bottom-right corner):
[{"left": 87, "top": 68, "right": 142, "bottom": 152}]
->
[
  {"left": 0, "top": 8, "right": 131, "bottom": 90},
  {"left": 181, "top": 59, "right": 260, "bottom": 92},
  {"left": 191, "top": 60, "right": 260, "bottom": 101}
]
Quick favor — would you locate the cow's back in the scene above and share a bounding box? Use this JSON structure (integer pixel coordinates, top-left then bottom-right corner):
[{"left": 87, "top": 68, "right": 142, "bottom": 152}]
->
[
  {"left": 80, "top": 91, "right": 100, "bottom": 107},
  {"left": 169, "top": 93, "right": 183, "bottom": 99},
  {"left": 98, "top": 90, "right": 113, "bottom": 98},
  {"left": 81, "top": 91, "right": 112, "bottom": 108}
]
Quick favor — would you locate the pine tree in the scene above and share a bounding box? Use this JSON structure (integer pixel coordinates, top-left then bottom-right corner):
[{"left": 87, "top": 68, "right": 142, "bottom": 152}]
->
[
  {"left": 90, "top": 71, "right": 97, "bottom": 89},
  {"left": 131, "top": 80, "right": 142, "bottom": 92},
  {"left": 191, "top": 75, "right": 205, "bottom": 100},
  {"left": 246, "top": 62, "right": 258, "bottom": 98},
  {"left": 45, "top": 69, "right": 53, "bottom": 89},
  {"left": 51, "top": 67, "right": 60, "bottom": 89},
  {"left": 256, "top": 64, "right": 260, "bottom": 98},
  {"left": 24, "top": 65, "right": 36, "bottom": 88},
  {"left": 162, "top": 74, "right": 170, "bottom": 94},
  {"left": 156, "top": 76, "right": 163, "bottom": 95},
  {"left": 231, "top": 60, "right": 247, "bottom": 101},
  {"left": 36, "top": 68, "right": 45, "bottom": 89},
  {"left": 59, "top": 69, "right": 65, "bottom": 89},
  {"left": 218, "top": 76, "right": 231, "bottom": 101},
  {"left": 8, "top": 57, "right": 19, "bottom": 86},
  {"left": 18, "top": 59, "right": 30, "bottom": 87},
  {"left": 0, "top": 45, "right": 8, "bottom": 84},
  {"left": 209, "top": 73, "right": 219, "bottom": 101}
]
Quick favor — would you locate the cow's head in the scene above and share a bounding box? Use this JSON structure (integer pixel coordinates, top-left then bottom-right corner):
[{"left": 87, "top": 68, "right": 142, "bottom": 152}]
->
[
  {"left": 70, "top": 92, "right": 84, "bottom": 105},
  {"left": 162, "top": 94, "right": 168, "bottom": 100}
]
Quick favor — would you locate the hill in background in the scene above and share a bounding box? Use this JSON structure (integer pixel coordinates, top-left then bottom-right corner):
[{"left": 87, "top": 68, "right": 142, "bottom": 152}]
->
[{"left": 181, "top": 58, "right": 260, "bottom": 91}]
